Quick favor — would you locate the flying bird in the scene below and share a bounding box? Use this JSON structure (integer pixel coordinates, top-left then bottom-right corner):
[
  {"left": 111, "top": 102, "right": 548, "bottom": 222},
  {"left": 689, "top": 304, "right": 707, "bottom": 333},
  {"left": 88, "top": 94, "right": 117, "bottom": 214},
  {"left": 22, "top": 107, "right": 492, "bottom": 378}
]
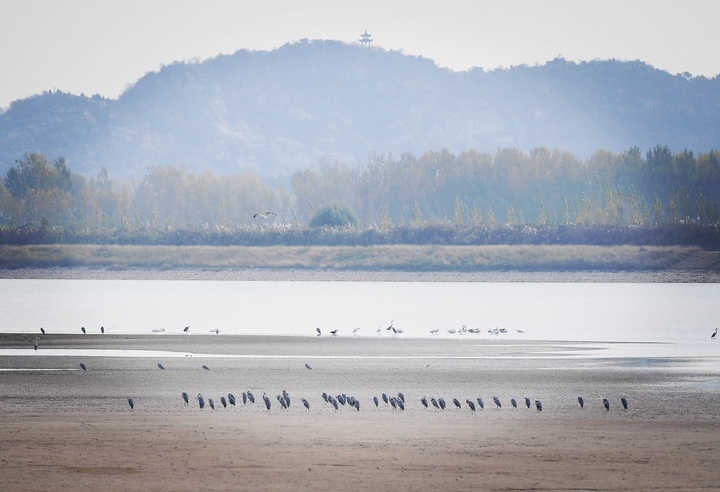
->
[
  {"left": 253, "top": 211, "right": 277, "bottom": 219},
  {"left": 353, "top": 327, "right": 361, "bottom": 335},
  {"left": 127, "top": 398, "right": 134, "bottom": 410}
]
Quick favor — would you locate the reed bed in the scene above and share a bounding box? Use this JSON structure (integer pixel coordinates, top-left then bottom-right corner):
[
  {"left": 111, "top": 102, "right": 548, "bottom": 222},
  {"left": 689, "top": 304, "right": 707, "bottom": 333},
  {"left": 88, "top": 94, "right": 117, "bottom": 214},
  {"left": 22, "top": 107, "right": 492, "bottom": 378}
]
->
[{"left": 0, "top": 244, "right": 704, "bottom": 271}]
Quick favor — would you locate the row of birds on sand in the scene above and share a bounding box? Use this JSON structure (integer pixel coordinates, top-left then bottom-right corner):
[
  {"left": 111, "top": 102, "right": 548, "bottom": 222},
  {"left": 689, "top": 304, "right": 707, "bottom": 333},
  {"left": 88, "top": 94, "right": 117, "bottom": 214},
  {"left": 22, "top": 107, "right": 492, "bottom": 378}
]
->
[{"left": 126, "top": 388, "right": 629, "bottom": 413}]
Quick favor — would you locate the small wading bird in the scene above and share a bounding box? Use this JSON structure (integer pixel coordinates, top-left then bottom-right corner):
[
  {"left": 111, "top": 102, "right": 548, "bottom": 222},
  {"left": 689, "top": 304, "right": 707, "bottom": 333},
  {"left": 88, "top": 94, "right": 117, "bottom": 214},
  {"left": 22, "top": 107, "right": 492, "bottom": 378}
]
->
[
  {"left": 330, "top": 329, "right": 338, "bottom": 336},
  {"left": 253, "top": 211, "right": 277, "bottom": 219}
]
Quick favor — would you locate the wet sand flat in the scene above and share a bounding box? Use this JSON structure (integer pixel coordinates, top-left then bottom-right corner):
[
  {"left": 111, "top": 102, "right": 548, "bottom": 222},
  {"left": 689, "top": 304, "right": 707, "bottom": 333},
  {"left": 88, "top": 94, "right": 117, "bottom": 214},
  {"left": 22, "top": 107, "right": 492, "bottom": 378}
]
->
[{"left": 1, "top": 336, "right": 719, "bottom": 491}]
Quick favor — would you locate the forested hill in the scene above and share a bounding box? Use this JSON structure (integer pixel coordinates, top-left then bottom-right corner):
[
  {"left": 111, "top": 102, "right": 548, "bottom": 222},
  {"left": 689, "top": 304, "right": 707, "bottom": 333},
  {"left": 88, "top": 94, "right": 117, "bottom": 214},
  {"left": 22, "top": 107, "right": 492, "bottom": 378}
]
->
[{"left": 1, "top": 39, "right": 719, "bottom": 179}]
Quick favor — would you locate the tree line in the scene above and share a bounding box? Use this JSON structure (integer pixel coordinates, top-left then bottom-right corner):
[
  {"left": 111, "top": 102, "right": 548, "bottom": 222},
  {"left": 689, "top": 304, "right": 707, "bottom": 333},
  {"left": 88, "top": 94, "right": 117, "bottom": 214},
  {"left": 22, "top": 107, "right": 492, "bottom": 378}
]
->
[{"left": 1, "top": 146, "right": 719, "bottom": 246}]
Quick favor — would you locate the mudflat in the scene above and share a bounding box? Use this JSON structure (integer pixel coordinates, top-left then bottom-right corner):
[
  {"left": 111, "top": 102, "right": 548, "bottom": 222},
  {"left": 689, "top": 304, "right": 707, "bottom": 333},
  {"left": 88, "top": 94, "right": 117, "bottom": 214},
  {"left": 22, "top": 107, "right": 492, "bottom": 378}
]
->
[{"left": 1, "top": 335, "right": 719, "bottom": 491}]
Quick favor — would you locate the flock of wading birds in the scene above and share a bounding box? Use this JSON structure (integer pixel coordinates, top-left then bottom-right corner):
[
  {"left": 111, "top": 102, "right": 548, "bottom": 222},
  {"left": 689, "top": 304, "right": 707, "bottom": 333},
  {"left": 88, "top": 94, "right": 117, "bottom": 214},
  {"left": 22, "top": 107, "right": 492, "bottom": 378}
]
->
[{"left": 116, "top": 362, "right": 630, "bottom": 414}]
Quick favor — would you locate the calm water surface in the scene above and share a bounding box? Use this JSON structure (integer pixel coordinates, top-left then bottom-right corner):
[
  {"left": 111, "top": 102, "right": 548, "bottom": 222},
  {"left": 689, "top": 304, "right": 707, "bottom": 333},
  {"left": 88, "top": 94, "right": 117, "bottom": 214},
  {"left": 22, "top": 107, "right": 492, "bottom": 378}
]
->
[{"left": 1, "top": 279, "right": 717, "bottom": 345}]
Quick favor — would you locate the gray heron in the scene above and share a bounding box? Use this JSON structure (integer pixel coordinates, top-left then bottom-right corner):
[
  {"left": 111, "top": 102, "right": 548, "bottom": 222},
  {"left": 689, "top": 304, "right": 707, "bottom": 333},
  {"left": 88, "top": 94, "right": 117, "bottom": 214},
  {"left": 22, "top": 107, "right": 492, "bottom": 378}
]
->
[
  {"left": 81, "top": 326, "right": 86, "bottom": 334},
  {"left": 202, "top": 365, "right": 210, "bottom": 370},
  {"left": 263, "top": 393, "right": 271, "bottom": 410},
  {"left": 316, "top": 327, "right": 321, "bottom": 336},
  {"left": 492, "top": 396, "right": 502, "bottom": 409},
  {"left": 157, "top": 363, "right": 165, "bottom": 370},
  {"left": 302, "top": 398, "right": 310, "bottom": 410},
  {"left": 100, "top": 326, "right": 104, "bottom": 334},
  {"left": 535, "top": 400, "right": 543, "bottom": 411},
  {"left": 183, "top": 326, "right": 190, "bottom": 333},
  {"left": 208, "top": 398, "right": 215, "bottom": 410},
  {"left": 40, "top": 327, "right": 45, "bottom": 335},
  {"left": 511, "top": 398, "right": 518, "bottom": 409},
  {"left": 712, "top": 328, "right": 717, "bottom": 339},
  {"left": 397, "top": 392, "right": 405, "bottom": 403},
  {"left": 525, "top": 397, "right": 531, "bottom": 409},
  {"left": 430, "top": 397, "right": 439, "bottom": 410},
  {"left": 182, "top": 392, "right": 189, "bottom": 405},
  {"left": 621, "top": 396, "right": 628, "bottom": 409},
  {"left": 373, "top": 396, "right": 379, "bottom": 407},
  {"left": 477, "top": 397, "right": 485, "bottom": 409},
  {"left": 228, "top": 393, "right": 236, "bottom": 406},
  {"left": 305, "top": 363, "right": 313, "bottom": 370},
  {"left": 197, "top": 393, "right": 205, "bottom": 409},
  {"left": 34, "top": 337, "right": 38, "bottom": 350},
  {"left": 220, "top": 396, "right": 227, "bottom": 408},
  {"left": 466, "top": 399, "right": 476, "bottom": 412},
  {"left": 242, "top": 392, "right": 248, "bottom": 405},
  {"left": 578, "top": 396, "right": 585, "bottom": 408},
  {"left": 247, "top": 390, "right": 255, "bottom": 403},
  {"left": 421, "top": 396, "right": 428, "bottom": 408},
  {"left": 382, "top": 393, "right": 389, "bottom": 404},
  {"left": 438, "top": 398, "right": 446, "bottom": 410},
  {"left": 603, "top": 398, "right": 610, "bottom": 411},
  {"left": 453, "top": 398, "right": 462, "bottom": 409},
  {"left": 127, "top": 398, "right": 134, "bottom": 410}
]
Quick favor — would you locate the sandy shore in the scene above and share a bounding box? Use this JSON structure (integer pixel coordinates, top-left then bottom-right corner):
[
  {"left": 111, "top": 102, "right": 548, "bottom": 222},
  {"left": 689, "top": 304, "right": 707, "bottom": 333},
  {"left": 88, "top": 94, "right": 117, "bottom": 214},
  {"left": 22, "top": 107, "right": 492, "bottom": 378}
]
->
[
  {"left": 2, "top": 266, "right": 720, "bottom": 282},
  {"left": 1, "top": 335, "right": 719, "bottom": 491}
]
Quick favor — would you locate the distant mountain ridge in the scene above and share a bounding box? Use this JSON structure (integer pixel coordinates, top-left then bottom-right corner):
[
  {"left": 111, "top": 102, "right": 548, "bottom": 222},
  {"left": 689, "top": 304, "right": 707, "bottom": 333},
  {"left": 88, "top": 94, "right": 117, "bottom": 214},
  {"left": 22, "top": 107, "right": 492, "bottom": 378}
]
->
[{"left": 1, "top": 39, "right": 718, "bottom": 179}]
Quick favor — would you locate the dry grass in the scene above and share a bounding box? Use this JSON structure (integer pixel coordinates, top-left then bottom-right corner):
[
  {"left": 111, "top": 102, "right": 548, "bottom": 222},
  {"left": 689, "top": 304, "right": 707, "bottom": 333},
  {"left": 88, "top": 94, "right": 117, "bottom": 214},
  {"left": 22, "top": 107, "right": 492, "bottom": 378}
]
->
[{"left": 0, "top": 244, "right": 705, "bottom": 271}]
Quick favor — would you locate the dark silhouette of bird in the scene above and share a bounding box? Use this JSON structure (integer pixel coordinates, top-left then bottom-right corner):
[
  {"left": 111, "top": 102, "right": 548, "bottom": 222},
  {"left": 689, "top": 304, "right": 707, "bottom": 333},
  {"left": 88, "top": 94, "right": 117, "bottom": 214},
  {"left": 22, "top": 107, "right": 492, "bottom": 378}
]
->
[
  {"left": 354, "top": 399, "right": 361, "bottom": 411},
  {"left": 262, "top": 393, "right": 271, "bottom": 411},
  {"left": 208, "top": 398, "right": 215, "bottom": 410},
  {"left": 453, "top": 398, "right": 462, "bottom": 409},
  {"left": 242, "top": 392, "right": 248, "bottom": 405},
  {"left": 525, "top": 397, "right": 531, "bottom": 409},
  {"left": 430, "top": 397, "right": 439, "bottom": 410},
  {"left": 492, "top": 396, "right": 502, "bottom": 409},
  {"left": 220, "top": 396, "right": 227, "bottom": 408},
  {"left": 438, "top": 398, "right": 446, "bottom": 410},
  {"left": 373, "top": 396, "right": 379, "bottom": 407},
  {"left": 182, "top": 392, "right": 189, "bottom": 405},
  {"left": 466, "top": 399, "right": 476, "bottom": 412},
  {"left": 197, "top": 393, "right": 205, "bottom": 409},
  {"left": 621, "top": 396, "right": 628, "bottom": 409},
  {"left": 322, "top": 392, "right": 329, "bottom": 403},
  {"left": 382, "top": 393, "right": 389, "bottom": 404},
  {"left": 253, "top": 211, "right": 277, "bottom": 219},
  {"left": 330, "top": 329, "right": 338, "bottom": 336},
  {"left": 603, "top": 398, "right": 610, "bottom": 411},
  {"left": 202, "top": 365, "right": 210, "bottom": 370},
  {"left": 157, "top": 363, "right": 165, "bottom": 370},
  {"left": 330, "top": 396, "right": 339, "bottom": 411},
  {"left": 210, "top": 329, "right": 220, "bottom": 334},
  {"left": 712, "top": 328, "right": 717, "bottom": 339},
  {"left": 316, "top": 327, "right": 321, "bottom": 336},
  {"left": 79, "top": 363, "right": 86, "bottom": 370},
  {"left": 40, "top": 327, "right": 45, "bottom": 335},
  {"left": 396, "top": 398, "right": 404, "bottom": 411},
  {"left": 386, "top": 320, "right": 394, "bottom": 331},
  {"left": 228, "top": 393, "right": 236, "bottom": 406},
  {"left": 477, "top": 397, "right": 485, "bottom": 410},
  {"left": 397, "top": 392, "right": 405, "bottom": 403},
  {"left": 511, "top": 398, "right": 518, "bottom": 409},
  {"left": 305, "top": 363, "right": 313, "bottom": 370},
  {"left": 33, "top": 338, "right": 38, "bottom": 350},
  {"left": 535, "top": 400, "right": 543, "bottom": 411},
  {"left": 127, "top": 398, "right": 134, "bottom": 410},
  {"left": 100, "top": 326, "right": 104, "bottom": 334},
  {"left": 183, "top": 326, "right": 190, "bottom": 333},
  {"left": 81, "top": 327, "right": 86, "bottom": 334},
  {"left": 302, "top": 398, "right": 310, "bottom": 410},
  {"left": 578, "top": 396, "right": 585, "bottom": 408},
  {"left": 390, "top": 397, "right": 397, "bottom": 410},
  {"left": 421, "top": 396, "right": 428, "bottom": 408},
  {"left": 247, "top": 390, "right": 255, "bottom": 403},
  {"left": 282, "top": 390, "right": 291, "bottom": 408}
]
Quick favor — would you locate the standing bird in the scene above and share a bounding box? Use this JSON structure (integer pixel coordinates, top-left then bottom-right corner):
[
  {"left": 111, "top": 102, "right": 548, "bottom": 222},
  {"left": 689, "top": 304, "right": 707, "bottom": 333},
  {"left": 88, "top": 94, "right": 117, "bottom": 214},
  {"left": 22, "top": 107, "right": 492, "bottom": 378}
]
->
[
  {"left": 421, "top": 396, "right": 428, "bottom": 408},
  {"left": 242, "top": 392, "right": 248, "bottom": 405},
  {"left": 157, "top": 363, "right": 165, "bottom": 370},
  {"left": 182, "top": 392, "right": 189, "bottom": 405},
  {"left": 603, "top": 398, "right": 610, "bottom": 411},
  {"left": 247, "top": 390, "right": 255, "bottom": 404},
  {"left": 492, "top": 396, "right": 502, "bottom": 409},
  {"left": 81, "top": 327, "right": 86, "bottom": 334},
  {"left": 396, "top": 399, "right": 404, "bottom": 411},
  {"left": 453, "top": 398, "right": 462, "bottom": 409},
  {"left": 373, "top": 396, "right": 380, "bottom": 407},
  {"left": 525, "top": 397, "right": 531, "bottom": 409},
  {"left": 354, "top": 399, "right": 361, "bottom": 411},
  {"left": 535, "top": 400, "right": 543, "bottom": 411},
  {"left": 330, "top": 329, "right": 338, "bottom": 336},
  {"left": 34, "top": 338, "right": 38, "bottom": 350},
  {"left": 477, "top": 397, "right": 485, "bottom": 410},
  {"left": 316, "top": 327, "right": 321, "bottom": 336},
  {"left": 578, "top": 396, "right": 585, "bottom": 408},
  {"left": 100, "top": 326, "right": 105, "bottom": 334},
  {"left": 208, "top": 398, "right": 215, "bottom": 410},
  {"left": 302, "top": 398, "right": 310, "bottom": 410},
  {"left": 382, "top": 393, "right": 389, "bottom": 404},
  {"left": 621, "top": 396, "right": 629, "bottom": 409},
  {"left": 40, "top": 327, "right": 45, "bottom": 335},
  {"left": 305, "top": 363, "right": 313, "bottom": 370},
  {"left": 466, "top": 399, "right": 476, "bottom": 412},
  {"left": 353, "top": 327, "right": 361, "bottom": 335},
  {"left": 220, "top": 396, "right": 227, "bottom": 408},
  {"left": 397, "top": 392, "right": 405, "bottom": 403},
  {"left": 262, "top": 393, "right": 271, "bottom": 411},
  {"left": 438, "top": 398, "right": 446, "bottom": 410},
  {"left": 228, "top": 393, "right": 236, "bottom": 406},
  {"left": 197, "top": 394, "right": 205, "bottom": 409},
  {"left": 511, "top": 398, "right": 518, "bottom": 410},
  {"left": 127, "top": 398, "right": 134, "bottom": 410},
  {"left": 430, "top": 397, "right": 439, "bottom": 410},
  {"left": 386, "top": 320, "right": 394, "bottom": 331},
  {"left": 79, "top": 363, "right": 86, "bottom": 370},
  {"left": 712, "top": 328, "right": 717, "bottom": 339}
]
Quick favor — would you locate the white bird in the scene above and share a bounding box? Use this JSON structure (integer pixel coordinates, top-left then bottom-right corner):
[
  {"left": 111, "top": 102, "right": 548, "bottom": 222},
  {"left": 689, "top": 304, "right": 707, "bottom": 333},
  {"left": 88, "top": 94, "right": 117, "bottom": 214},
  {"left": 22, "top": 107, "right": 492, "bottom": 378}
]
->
[{"left": 253, "top": 211, "right": 277, "bottom": 219}]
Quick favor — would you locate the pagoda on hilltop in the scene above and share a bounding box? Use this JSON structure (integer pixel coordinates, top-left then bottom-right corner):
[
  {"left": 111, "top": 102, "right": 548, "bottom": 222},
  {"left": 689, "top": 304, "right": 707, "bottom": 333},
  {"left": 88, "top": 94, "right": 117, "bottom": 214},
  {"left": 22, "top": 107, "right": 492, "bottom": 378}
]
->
[{"left": 359, "top": 30, "right": 373, "bottom": 47}]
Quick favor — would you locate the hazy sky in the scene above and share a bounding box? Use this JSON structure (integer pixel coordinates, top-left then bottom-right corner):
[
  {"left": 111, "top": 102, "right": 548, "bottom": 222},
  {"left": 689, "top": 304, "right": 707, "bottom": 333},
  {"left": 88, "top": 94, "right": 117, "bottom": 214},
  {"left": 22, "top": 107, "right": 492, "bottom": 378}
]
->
[{"left": 1, "top": 0, "right": 718, "bottom": 109}]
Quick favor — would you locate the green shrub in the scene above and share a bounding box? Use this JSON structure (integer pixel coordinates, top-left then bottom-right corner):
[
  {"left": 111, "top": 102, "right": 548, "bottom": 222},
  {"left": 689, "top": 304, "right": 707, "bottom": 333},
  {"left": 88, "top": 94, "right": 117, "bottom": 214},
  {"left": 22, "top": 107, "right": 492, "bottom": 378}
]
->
[{"left": 309, "top": 204, "right": 359, "bottom": 228}]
